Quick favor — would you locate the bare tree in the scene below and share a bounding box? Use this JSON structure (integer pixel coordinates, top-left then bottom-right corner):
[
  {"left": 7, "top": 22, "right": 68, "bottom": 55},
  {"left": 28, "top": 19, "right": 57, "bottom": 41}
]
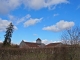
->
[
  {"left": 61, "top": 26, "right": 80, "bottom": 45},
  {"left": 61, "top": 26, "right": 80, "bottom": 60}
]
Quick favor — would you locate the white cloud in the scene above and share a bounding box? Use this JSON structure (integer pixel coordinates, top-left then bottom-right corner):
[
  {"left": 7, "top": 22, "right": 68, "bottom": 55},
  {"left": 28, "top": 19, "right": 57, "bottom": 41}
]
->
[
  {"left": 8, "top": 14, "right": 31, "bottom": 25},
  {"left": 42, "top": 39, "right": 53, "bottom": 45},
  {"left": 43, "top": 20, "right": 75, "bottom": 32},
  {"left": 33, "top": 39, "right": 61, "bottom": 45},
  {"left": 0, "top": 18, "right": 17, "bottom": 32},
  {"left": 23, "top": 0, "right": 45, "bottom": 10},
  {"left": 0, "top": 0, "right": 21, "bottom": 14},
  {"left": 14, "top": 26, "right": 18, "bottom": 30},
  {"left": 17, "top": 14, "right": 31, "bottom": 24},
  {"left": 8, "top": 14, "right": 42, "bottom": 28},
  {"left": 53, "top": 13, "right": 59, "bottom": 17},
  {"left": 0, "top": 0, "right": 69, "bottom": 14},
  {"left": 77, "top": 5, "right": 80, "bottom": 10},
  {"left": 24, "top": 18, "right": 42, "bottom": 27},
  {"left": 8, "top": 14, "right": 16, "bottom": 21},
  {"left": 23, "top": 0, "right": 69, "bottom": 10},
  {"left": 33, "top": 34, "right": 38, "bottom": 36}
]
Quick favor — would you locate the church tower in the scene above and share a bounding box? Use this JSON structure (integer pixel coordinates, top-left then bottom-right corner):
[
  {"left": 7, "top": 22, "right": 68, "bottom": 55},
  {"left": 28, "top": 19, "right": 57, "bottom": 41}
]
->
[{"left": 36, "top": 38, "right": 41, "bottom": 44}]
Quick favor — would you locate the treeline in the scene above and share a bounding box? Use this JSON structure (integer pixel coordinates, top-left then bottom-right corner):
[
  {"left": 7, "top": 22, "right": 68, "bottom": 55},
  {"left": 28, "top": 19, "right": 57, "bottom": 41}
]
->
[{"left": 0, "top": 45, "right": 80, "bottom": 60}]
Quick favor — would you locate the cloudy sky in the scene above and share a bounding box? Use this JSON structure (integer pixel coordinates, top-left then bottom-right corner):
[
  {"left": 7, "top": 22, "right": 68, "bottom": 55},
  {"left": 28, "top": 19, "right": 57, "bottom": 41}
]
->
[{"left": 0, "top": 0, "right": 80, "bottom": 44}]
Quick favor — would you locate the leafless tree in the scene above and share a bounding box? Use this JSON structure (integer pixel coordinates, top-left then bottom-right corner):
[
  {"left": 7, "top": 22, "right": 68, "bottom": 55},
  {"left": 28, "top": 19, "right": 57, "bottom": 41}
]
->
[
  {"left": 61, "top": 26, "right": 80, "bottom": 45},
  {"left": 61, "top": 26, "right": 80, "bottom": 60}
]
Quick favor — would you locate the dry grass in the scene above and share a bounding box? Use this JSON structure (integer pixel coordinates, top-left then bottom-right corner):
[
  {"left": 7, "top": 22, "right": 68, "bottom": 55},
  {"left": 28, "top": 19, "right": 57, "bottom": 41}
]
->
[{"left": 0, "top": 46, "right": 80, "bottom": 60}]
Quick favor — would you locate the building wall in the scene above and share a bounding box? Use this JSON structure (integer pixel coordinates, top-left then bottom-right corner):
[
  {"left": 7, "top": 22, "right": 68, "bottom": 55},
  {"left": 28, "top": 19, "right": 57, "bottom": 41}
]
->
[
  {"left": 36, "top": 40, "right": 41, "bottom": 44},
  {"left": 19, "top": 41, "right": 29, "bottom": 48},
  {"left": 38, "top": 43, "right": 45, "bottom": 48}
]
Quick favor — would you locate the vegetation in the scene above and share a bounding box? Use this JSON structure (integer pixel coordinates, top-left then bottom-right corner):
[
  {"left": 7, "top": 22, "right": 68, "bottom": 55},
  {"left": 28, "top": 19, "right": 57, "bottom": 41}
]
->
[
  {"left": 61, "top": 26, "right": 80, "bottom": 60},
  {"left": 3, "top": 23, "right": 14, "bottom": 47},
  {"left": 0, "top": 46, "right": 80, "bottom": 60},
  {"left": 61, "top": 26, "right": 80, "bottom": 45}
]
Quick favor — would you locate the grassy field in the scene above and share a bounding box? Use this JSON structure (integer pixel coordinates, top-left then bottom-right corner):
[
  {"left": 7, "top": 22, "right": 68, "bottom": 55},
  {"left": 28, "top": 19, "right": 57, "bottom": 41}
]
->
[{"left": 0, "top": 46, "right": 80, "bottom": 60}]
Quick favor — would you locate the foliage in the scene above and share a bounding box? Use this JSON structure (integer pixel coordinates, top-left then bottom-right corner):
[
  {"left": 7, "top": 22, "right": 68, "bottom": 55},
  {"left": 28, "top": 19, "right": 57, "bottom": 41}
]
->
[{"left": 3, "top": 23, "right": 14, "bottom": 47}]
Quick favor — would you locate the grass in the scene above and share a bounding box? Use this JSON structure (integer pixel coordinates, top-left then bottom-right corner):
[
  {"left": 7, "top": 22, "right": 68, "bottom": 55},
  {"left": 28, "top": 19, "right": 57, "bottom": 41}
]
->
[{"left": 0, "top": 46, "right": 80, "bottom": 60}]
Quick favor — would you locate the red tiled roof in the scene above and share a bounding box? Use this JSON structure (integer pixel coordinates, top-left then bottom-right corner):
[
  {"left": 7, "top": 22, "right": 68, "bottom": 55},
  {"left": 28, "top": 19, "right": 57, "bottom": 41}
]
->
[
  {"left": 24, "top": 42, "right": 39, "bottom": 47},
  {"left": 46, "top": 43, "right": 62, "bottom": 47}
]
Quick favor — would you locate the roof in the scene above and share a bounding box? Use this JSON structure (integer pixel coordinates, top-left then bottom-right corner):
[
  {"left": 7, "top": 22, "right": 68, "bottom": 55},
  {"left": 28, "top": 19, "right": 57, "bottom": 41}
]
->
[
  {"left": 36, "top": 38, "right": 41, "bottom": 41},
  {"left": 24, "top": 42, "right": 39, "bottom": 47},
  {"left": 46, "top": 43, "right": 62, "bottom": 47}
]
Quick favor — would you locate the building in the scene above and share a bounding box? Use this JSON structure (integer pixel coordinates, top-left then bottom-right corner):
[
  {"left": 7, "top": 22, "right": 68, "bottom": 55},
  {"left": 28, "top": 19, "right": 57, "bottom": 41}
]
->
[
  {"left": 36, "top": 38, "right": 41, "bottom": 44},
  {"left": 46, "top": 43, "right": 62, "bottom": 48},
  {"left": 19, "top": 38, "right": 45, "bottom": 48}
]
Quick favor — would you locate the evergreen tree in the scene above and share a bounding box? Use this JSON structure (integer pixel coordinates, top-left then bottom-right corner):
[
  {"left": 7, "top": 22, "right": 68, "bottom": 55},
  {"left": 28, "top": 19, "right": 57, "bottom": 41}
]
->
[{"left": 3, "top": 23, "right": 14, "bottom": 47}]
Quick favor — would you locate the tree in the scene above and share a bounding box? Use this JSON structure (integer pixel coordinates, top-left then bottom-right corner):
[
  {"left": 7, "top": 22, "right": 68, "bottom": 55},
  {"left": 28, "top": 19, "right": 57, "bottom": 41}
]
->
[
  {"left": 3, "top": 23, "right": 14, "bottom": 47},
  {"left": 61, "top": 26, "right": 80, "bottom": 45},
  {"left": 61, "top": 26, "right": 80, "bottom": 60}
]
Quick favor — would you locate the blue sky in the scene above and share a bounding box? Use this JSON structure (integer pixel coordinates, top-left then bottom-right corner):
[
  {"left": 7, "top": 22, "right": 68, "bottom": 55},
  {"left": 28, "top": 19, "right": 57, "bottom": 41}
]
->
[{"left": 0, "top": 0, "right": 80, "bottom": 44}]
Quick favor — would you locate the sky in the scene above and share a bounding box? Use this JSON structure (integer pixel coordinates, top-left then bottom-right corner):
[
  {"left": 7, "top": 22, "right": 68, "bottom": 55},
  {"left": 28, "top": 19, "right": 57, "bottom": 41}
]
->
[{"left": 0, "top": 0, "right": 80, "bottom": 44}]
